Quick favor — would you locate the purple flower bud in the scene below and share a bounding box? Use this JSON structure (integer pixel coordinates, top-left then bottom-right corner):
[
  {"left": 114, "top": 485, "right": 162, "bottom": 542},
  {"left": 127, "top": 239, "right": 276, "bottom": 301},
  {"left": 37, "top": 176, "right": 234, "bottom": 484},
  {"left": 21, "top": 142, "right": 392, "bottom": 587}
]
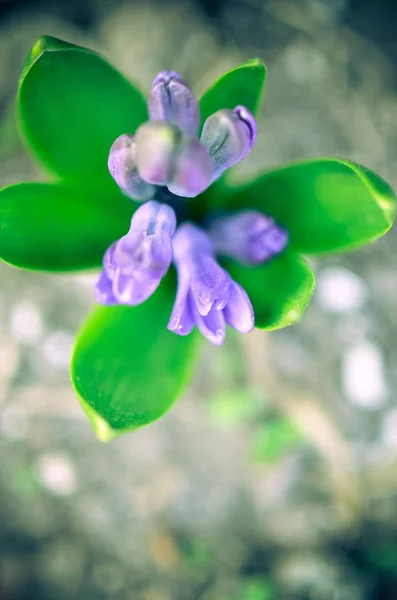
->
[
  {"left": 200, "top": 106, "right": 256, "bottom": 181},
  {"left": 168, "top": 223, "right": 254, "bottom": 346},
  {"left": 135, "top": 122, "right": 181, "bottom": 186},
  {"left": 108, "top": 134, "right": 156, "bottom": 201},
  {"left": 167, "top": 138, "right": 214, "bottom": 198},
  {"left": 135, "top": 122, "right": 213, "bottom": 198},
  {"left": 209, "top": 211, "right": 288, "bottom": 265},
  {"left": 95, "top": 201, "right": 176, "bottom": 306},
  {"left": 148, "top": 70, "right": 199, "bottom": 138},
  {"left": 233, "top": 105, "right": 257, "bottom": 147}
]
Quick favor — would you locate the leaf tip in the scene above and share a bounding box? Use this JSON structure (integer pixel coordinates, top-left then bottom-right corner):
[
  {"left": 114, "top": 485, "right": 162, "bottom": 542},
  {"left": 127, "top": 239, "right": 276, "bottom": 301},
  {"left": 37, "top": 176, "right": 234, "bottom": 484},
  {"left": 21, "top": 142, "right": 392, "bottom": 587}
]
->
[
  {"left": 242, "top": 57, "right": 266, "bottom": 70},
  {"left": 72, "top": 386, "right": 120, "bottom": 443}
]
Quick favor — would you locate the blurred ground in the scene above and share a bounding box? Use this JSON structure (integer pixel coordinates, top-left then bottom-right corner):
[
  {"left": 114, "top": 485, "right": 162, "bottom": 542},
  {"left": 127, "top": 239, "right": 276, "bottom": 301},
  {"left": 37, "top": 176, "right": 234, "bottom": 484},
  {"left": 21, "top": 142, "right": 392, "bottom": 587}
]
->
[{"left": 0, "top": 0, "right": 397, "bottom": 598}]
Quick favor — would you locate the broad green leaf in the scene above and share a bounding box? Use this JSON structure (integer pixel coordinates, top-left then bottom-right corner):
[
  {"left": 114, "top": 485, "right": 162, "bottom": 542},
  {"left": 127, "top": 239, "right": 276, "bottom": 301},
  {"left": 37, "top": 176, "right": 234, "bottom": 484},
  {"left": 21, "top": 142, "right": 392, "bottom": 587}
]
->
[
  {"left": 198, "top": 58, "right": 266, "bottom": 129},
  {"left": 0, "top": 182, "right": 133, "bottom": 271},
  {"left": 227, "top": 158, "right": 396, "bottom": 254},
  {"left": 17, "top": 36, "right": 148, "bottom": 188},
  {"left": 227, "top": 253, "right": 315, "bottom": 330},
  {"left": 71, "top": 276, "right": 198, "bottom": 441}
]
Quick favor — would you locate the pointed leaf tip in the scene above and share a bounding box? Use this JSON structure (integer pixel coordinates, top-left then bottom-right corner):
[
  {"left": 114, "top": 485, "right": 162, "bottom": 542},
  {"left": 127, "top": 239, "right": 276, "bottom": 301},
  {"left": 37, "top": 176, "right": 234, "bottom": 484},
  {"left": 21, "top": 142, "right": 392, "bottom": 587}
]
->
[
  {"left": 228, "top": 158, "right": 396, "bottom": 255},
  {"left": 71, "top": 278, "right": 199, "bottom": 440},
  {"left": 199, "top": 58, "right": 267, "bottom": 130},
  {"left": 17, "top": 36, "right": 148, "bottom": 188}
]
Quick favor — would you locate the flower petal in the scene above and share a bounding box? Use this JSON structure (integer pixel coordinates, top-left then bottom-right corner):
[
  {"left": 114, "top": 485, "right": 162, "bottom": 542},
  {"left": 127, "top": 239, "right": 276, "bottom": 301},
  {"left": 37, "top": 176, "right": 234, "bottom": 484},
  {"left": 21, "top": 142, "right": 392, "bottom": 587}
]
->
[
  {"left": 95, "top": 271, "right": 118, "bottom": 305},
  {"left": 148, "top": 70, "right": 199, "bottom": 137},
  {"left": 191, "top": 302, "right": 226, "bottom": 347},
  {"left": 200, "top": 107, "right": 256, "bottom": 181},
  {"left": 209, "top": 210, "right": 288, "bottom": 266},
  {"left": 167, "top": 139, "right": 213, "bottom": 198},
  {"left": 135, "top": 121, "right": 180, "bottom": 186},
  {"left": 172, "top": 223, "right": 231, "bottom": 316},
  {"left": 223, "top": 281, "right": 255, "bottom": 333},
  {"left": 96, "top": 201, "right": 176, "bottom": 307},
  {"left": 167, "top": 264, "right": 195, "bottom": 336},
  {"left": 108, "top": 134, "right": 156, "bottom": 201}
]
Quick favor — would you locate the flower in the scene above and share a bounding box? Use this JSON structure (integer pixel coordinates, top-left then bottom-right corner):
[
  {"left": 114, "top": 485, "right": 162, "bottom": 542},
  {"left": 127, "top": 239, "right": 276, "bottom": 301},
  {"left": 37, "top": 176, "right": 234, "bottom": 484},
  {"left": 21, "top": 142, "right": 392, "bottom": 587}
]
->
[
  {"left": 168, "top": 223, "right": 255, "bottom": 346},
  {"left": 108, "top": 71, "right": 256, "bottom": 200},
  {"left": 208, "top": 211, "right": 288, "bottom": 266},
  {"left": 95, "top": 200, "right": 176, "bottom": 306},
  {"left": 97, "top": 69, "right": 286, "bottom": 345}
]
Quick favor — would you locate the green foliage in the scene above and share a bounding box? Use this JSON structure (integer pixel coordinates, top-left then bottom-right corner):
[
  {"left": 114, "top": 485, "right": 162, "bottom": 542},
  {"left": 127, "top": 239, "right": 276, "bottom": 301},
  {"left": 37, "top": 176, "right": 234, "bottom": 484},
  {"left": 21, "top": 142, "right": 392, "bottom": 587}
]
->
[
  {"left": 199, "top": 58, "right": 266, "bottom": 130},
  {"left": 227, "top": 253, "right": 315, "bottom": 330},
  {"left": 227, "top": 158, "right": 396, "bottom": 254},
  {"left": 17, "top": 36, "right": 147, "bottom": 189},
  {"left": 71, "top": 273, "right": 198, "bottom": 441},
  {"left": 0, "top": 182, "right": 133, "bottom": 271}
]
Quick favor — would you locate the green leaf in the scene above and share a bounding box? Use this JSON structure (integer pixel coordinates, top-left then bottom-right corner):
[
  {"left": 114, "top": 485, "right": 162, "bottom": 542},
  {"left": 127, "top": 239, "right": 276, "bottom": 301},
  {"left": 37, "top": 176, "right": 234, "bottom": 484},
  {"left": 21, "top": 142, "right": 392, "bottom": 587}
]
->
[
  {"left": 199, "top": 58, "right": 267, "bottom": 128},
  {"left": 17, "top": 36, "right": 148, "bottom": 188},
  {"left": 227, "top": 158, "right": 396, "bottom": 254},
  {"left": 226, "top": 253, "right": 315, "bottom": 330},
  {"left": 0, "top": 182, "right": 133, "bottom": 271},
  {"left": 71, "top": 275, "right": 198, "bottom": 441}
]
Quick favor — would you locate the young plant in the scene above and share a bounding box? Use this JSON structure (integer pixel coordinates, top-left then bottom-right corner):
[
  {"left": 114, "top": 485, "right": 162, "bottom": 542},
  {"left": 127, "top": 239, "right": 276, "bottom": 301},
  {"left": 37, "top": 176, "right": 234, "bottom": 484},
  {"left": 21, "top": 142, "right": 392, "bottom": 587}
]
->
[{"left": 0, "top": 36, "right": 394, "bottom": 440}]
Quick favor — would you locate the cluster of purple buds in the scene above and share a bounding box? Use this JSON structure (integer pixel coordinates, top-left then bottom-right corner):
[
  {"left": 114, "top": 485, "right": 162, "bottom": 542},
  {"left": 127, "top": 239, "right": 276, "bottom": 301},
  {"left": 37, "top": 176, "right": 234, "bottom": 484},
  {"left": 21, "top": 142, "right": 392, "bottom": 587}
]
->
[{"left": 96, "top": 70, "right": 288, "bottom": 346}]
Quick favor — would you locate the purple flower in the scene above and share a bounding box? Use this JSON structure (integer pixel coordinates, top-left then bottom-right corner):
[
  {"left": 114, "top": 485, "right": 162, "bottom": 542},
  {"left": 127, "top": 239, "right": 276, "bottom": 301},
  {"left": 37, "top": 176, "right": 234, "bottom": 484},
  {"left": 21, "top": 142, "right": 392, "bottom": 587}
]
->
[
  {"left": 95, "top": 200, "right": 176, "bottom": 306},
  {"left": 209, "top": 211, "right": 288, "bottom": 265},
  {"left": 168, "top": 223, "right": 254, "bottom": 346},
  {"left": 134, "top": 121, "right": 213, "bottom": 198},
  {"left": 100, "top": 69, "right": 286, "bottom": 345},
  {"left": 108, "top": 71, "right": 257, "bottom": 200}
]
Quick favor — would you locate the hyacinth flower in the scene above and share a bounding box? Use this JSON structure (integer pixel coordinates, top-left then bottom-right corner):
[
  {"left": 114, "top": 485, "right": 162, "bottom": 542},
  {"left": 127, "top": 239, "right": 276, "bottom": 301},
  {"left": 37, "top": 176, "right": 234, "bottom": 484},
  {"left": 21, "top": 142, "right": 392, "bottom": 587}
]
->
[
  {"left": 98, "top": 69, "right": 280, "bottom": 345},
  {"left": 0, "top": 37, "right": 395, "bottom": 441}
]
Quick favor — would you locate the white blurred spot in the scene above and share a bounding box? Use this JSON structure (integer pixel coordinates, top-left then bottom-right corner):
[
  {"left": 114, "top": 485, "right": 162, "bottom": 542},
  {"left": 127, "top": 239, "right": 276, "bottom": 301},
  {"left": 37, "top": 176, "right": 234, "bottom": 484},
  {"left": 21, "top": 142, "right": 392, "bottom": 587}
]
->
[
  {"left": 342, "top": 342, "right": 386, "bottom": 408},
  {"left": 317, "top": 267, "right": 367, "bottom": 313},
  {"left": 34, "top": 452, "right": 77, "bottom": 496},
  {"left": 10, "top": 301, "right": 43, "bottom": 344},
  {"left": 42, "top": 330, "right": 74, "bottom": 369},
  {"left": 381, "top": 410, "right": 397, "bottom": 448}
]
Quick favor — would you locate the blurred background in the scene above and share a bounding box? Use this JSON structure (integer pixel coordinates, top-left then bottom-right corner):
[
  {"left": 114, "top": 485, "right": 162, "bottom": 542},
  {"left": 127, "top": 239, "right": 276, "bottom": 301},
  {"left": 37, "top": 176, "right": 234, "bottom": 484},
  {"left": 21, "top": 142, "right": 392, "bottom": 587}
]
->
[{"left": 0, "top": 0, "right": 397, "bottom": 598}]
